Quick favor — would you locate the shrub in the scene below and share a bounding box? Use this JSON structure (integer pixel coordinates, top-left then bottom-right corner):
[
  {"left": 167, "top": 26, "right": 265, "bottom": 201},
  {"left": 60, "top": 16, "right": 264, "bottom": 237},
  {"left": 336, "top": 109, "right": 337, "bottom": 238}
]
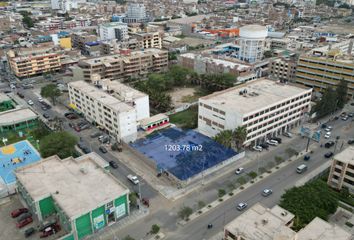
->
[
  {"left": 229, "top": 192, "right": 234, "bottom": 196},
  {"left": 219, "top": 198, "right": 223, "bottom": 202},
  {"left": 274, "top": 156, "right": 284, "bottom": 165},
  {"left": 218, "top": 189, "right": 226, "bottom": 198},
  {"left": 345, "top": 222, "right": 353, "bottom": 228},
  {"left": 197, "top": 201, "right": 206, "bottom": 210},
  {"left": 248, "top": 171, "right": 257, "bottom": 179},
  {"left": 178, "top": 206, "right": 193, "bottom": 220},
  {"left": 150, "top": 224, "right": 160, "bottom": 234}
]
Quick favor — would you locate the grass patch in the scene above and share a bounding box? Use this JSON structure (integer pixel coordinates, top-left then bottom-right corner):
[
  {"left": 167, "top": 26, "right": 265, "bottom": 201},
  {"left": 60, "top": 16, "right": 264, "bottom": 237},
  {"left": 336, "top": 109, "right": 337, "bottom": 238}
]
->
[
  {"left": 345, "top": 222, "right": 353, "bottom": 228},
  {"left": 169, "top": 105, "right": 198, "bottom": 129}
]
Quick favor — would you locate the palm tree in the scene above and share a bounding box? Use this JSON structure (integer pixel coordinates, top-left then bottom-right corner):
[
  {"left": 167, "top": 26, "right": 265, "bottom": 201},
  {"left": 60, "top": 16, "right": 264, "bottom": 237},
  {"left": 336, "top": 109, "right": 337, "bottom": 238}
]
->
[
  {"left": 233, "top": 126, "right": 248, "bottom": 151},
  {"left": 213, "top": 130, "right": 234, "bottom": 148}
]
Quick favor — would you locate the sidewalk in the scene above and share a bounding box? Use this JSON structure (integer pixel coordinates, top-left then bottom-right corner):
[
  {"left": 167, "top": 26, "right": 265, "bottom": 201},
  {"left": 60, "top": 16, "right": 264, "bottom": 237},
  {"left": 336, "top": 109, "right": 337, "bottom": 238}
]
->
[{"left": 86, "top": 207, "right": 150, "bottom": 240}]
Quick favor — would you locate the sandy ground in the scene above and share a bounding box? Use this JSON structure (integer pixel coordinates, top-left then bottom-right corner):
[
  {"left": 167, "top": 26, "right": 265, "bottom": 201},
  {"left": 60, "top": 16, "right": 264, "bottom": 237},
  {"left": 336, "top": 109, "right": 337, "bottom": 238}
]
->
[
  {"left": 317, "top": 23, "right": 354, "bottom": 35},
  {"left": 168, "top": 87, "right": 196, "bottom": 107}
]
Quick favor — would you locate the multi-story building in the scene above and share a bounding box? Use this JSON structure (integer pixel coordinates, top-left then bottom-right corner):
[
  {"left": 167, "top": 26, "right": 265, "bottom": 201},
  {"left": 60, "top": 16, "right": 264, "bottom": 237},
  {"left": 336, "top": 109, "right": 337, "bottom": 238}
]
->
[
  {"left": 328, "top": 146, "right": 354, "bottom": 193},
  {"left": 269, "top": 57, "right": 297, "bottom": 82},
  {"left": 124, "top": 3, "right": 148, "bottom": 23},
  {"left": 198, "top": 79, "right": 312, "bottom": 146},
  {"left": 295, "top": 53, "right": 354, "bottom": 97},
  {"left": 68, "top": 81, "right": 139, "bottom": 142},
  {"left": 99, "top": 22, "right": 128, "bottom": 41},
  {"left": 71, "top": 32, "right": 98, "bottom": 54},
  {"left": 7, "top": 47, "right": 62, "bottom": 78},
  {"left": 237, "top": 25, "right": 267, "bottom": 63},
  {"left": 77, "top": 48, "right": 168, "bottom": 82},
  {"left": 51, "top": 0, "right": 77, "bottom": 12},
  {"left": 224, "top": 203, "right": 351, "bottom": 240},
  {"left": 130, "top": 32, "right": 163, "bottom": 49},
  {"left": 16, "top": 152, "right": 130, "bottom": 240}
]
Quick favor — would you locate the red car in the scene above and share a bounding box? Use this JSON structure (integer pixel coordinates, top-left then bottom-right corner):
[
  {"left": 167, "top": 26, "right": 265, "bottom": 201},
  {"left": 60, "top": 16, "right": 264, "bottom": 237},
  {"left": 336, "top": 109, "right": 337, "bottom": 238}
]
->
[
  {"left": 16, "top": 217, "right": 33, "bottom": 228},
  {"left": 74, "top": 125, "right": 81, "bottom": 132},
  {"left": 40, "top": 223, "right": 61, "bottom": 238},
  {"left": 11, "top": 208, "right": 28, "bottom": 218}
]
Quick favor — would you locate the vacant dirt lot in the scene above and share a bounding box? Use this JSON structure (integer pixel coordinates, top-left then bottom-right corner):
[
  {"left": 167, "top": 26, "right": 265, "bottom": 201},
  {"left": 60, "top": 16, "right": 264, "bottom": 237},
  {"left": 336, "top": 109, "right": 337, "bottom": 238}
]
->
[{"left": 168, "top": 87, "right": 196, "bottom": 107}]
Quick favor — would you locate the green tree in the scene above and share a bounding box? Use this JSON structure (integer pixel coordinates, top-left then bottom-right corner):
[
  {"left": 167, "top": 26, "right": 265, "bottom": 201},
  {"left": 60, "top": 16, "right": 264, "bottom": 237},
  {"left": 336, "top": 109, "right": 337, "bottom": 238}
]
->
[
  {"left": 218, "top": 189, "right": 226, "bottom": 198},
  {"left": 263, "top": 50, "right": 273, "bottom": 58},
  {"left": 129, "top": 192, "right": 138, "bottom": 208},
  {"left": 150, "top": 224, "right": 160, "bottom": 234},
  {"left": 197, "top": 201, "right": 206, "bottom": 209},
  {"left": 39, "top": 131, "right": 78, "bottom": 158},
  {"left": 178, "top": 206, "right": 193, "bottom": 220},
  {"left": 248, "top": 171, "right": 257, "bottom": 179},
  {"left": 280, "top": 180, "right": 338, "bottom": 231},
  {"left": 236, "top": 176, "right": 247, "bottom": 185},
  {"left": 214, "top": 130, "right": 234, "bottom": 148},
  {"left": 233, "top": 126, "right": 247, "bottom": 150},
  {"left": 122, "top": 236, "right": 135, "bottom": 240},
  {"left": 335, "top": 79, "right": 348, "bottom": 109},
  {"left": 312, "top": 87, "right": 337, "bottom": 119},
  {"left": 41, "top": 84, "right": 61, "bottom": 105},
  {"left": 167, "top": 65, "right": 190, "bottom": 86},
  {"left": 19, "top": 11, "right": 34, "bottom": 28},
  {"left": 31, "top": 121, "right": 50, "bottom": 140}
]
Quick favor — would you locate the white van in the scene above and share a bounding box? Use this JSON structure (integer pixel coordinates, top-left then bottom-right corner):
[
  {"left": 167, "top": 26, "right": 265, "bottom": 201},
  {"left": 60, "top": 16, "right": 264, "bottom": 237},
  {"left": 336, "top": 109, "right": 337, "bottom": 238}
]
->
[{"left": 296, "top": 164, "right": 308, "bottom": 174}]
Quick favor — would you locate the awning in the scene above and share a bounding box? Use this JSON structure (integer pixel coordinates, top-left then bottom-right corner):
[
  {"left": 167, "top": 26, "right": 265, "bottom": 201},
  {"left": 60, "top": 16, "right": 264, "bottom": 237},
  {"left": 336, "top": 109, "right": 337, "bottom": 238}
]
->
[{"left": 69, "top": 103, "right": 77, "bottom": 109}]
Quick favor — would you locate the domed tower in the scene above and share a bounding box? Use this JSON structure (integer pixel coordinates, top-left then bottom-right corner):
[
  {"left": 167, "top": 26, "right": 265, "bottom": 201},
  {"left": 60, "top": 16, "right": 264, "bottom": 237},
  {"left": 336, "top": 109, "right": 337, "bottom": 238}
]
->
[{"left": 238, "top": 25, "right": 267, "bottom": 63}]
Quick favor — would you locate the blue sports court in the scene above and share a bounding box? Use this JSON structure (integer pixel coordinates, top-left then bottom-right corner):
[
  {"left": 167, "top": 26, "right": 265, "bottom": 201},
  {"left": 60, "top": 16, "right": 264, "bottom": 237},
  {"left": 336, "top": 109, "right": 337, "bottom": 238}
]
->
[
  {"left": 130, "top": 128, "right": 237, "bottom": 181},
  {"left": 0, "top": 140, "right": 41, "bottom": 184}
]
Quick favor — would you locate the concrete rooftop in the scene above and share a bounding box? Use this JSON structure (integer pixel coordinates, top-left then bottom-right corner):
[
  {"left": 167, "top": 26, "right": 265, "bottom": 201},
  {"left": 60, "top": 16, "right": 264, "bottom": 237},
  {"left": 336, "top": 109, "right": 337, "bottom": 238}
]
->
[
  {"left": 15, "top": 153, "right": 128, "bottom": 220},
  {"left": 200, "top": 78, "right": 312, "bottom": 115},
  {"left": 0, "top": 108, "right": 37, "bottom": 125},
  {"left": 334, "top": 146, "right": 354, "bottom": 164}
]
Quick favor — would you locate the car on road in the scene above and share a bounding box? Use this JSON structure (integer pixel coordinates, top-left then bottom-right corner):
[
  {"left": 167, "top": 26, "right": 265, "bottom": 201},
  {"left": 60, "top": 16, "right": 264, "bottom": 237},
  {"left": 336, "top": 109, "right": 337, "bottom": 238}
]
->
[
  {"left": 348, "top": 113, "right": 353, "bottom": 117},
  {"left": 235, "top": 167, "right": 244, "bottom": 175},
  {"left": 127, "top": 174, "right": 139, "bottom": 185},
  {"left": 304, "top": 155, "right": 311, "bottom": 161},
  {"left": 43, "top": 113, "right": 50, "bottom": 119},
  {"left": 22, "top": 83, "right": 33, "bottom": 89},
  {"left": 16, "top": 217, "right": 33, "bottom": 228},
  {"left": 99, "top": 146, "right": 107, "bottom": 153},
  {"left": 324, "top": 152, "right": 334, "bottom": 158},
  {"left": 236, "top": 202, "right": 248, "bottom": 211},
  {"left": 348, "top": 139, "right": 354, "bottom": 145},
  {"left": 342, "top": 116, "right": 348, "bottom": 121},
  {"left": 109, "top": 161, "right": 118, "bottom": 169},
  {"left": 27, "top": 100, "right": 33, "bottom": 105},
  {"left": 90, "top": 132, "right": 101, "bottom": 138},
  {"left": 99, "top": 135, "right": 109, "bottom": 144},
  {"left": 262, "top": 188, "right": 273, "bottom": 197},
  {"left": 253, "top": 145, "right": 262, "bottom": 152},
  {"left": 296, "top": 164, "right": 308, "bottom": 174},
  {"left": 10, "top": 84, "right": 16, "bottom": 89},
  {"left": 38, "top": 97, "right": 43, "bottom": 102},
  {"left": 325, "top": 141, "right": 335, "bottom": 148},
  {"left": 11, "top": 208, "right": 28, "bottom": 218}
]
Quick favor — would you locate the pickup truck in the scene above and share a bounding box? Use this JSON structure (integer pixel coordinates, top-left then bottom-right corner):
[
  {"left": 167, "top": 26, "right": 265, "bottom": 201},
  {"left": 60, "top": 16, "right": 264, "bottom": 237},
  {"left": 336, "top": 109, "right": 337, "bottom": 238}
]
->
[{"left": 127, "top": 174, "right": 139, "bottom": 185}]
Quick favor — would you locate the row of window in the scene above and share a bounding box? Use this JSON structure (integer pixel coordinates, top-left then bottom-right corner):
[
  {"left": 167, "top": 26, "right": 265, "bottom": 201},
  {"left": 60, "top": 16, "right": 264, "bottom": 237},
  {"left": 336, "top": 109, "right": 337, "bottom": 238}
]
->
[
  {"left": 200, "top": 103, "right": 226, "bottom": 115},
  {"left": 199, "top": 116, "right": 225, "bottom": 130},
  {"left": 299, "top": 59, "right": 354, "bottom": 72}
]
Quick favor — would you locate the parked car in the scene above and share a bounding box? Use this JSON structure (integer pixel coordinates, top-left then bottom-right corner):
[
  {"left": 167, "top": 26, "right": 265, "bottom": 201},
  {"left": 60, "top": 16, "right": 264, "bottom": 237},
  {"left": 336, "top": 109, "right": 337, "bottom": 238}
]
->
[
  {"left": 235, "top": 167, "right": 244, "bottom": 175},
  {"left": 24, "top": 227, "right": 35, "bottom": 238},
  {"left": 41, "top": 105, "right": 47, "bottom": 111},
  {"left": 271, "top": 137, "right": 282, "bottom": 143},
  {"left": 348, "top": 113, "right": 353, "bottom": 117},
  {"left": 324, "top": 152, "right": 334, "bottom": 158},
  {"left": 11, "top": 208, "right": 28, "bottom": 218},
  {"left": 99, "top": 146, "right": 107, "bottom": 153},
  {"left": 325, "top": 141, "right": 335, "bottom": 148},
  {"left": 90, "top": 132, "right": 101, "bottom": 138},
  {"left": 40, "top": 223, "right": 61, "bottom": 238},
  {"left": 348, "top": 139, "right": 354, "bottom": 145},
  {"left": 109, "top": 161, "right": 118, "bottom": 169},
  {"left": 262, "top": 188, "right": 273, "bottom": 197},
  {"left": 304, "top": 155, "right": 311, "bottom": 161},
  {"left": 27, "top": 100, "right": 34, "bottom": 106},
  {"left": 79, "top": 124, "right": 90, "bottom": 131},
  {"left": 17, "top": 212, "right": 32, "bottom": 222},
  {"left": 283, "top": 132, "right": 292, "bottom": 138},
  {"left": 260, "top": 143, "right": 269, "bottom": 150},
  {"left": 82, "top": 147, "right": 91, "bottom": 154},
  {"left": 64, "top": 112, "right": 78, "bottom": 119},
  {"left": 17, "top": 92, "right": 24, "bottom": 98},
  {"left": 38, "top": 97, "right": 43, "bottom": 102},
  {"left": 74, "top": 125, "right": 81, "bottom": 132},
  {"left": 236, "top": 202, "right": 248, "bottom": 211},
  {"left": 266, "top": 139, "right": 278, "bottom": 146},
  {"left": 43, "top": 113, "right": 50, "bottom": 119},
  {"left": 342, "top": 116, "right": 348, "bottom": 121},
  {"left": 252, "top": 145, "right": 262, "bottom": 152},
  {"left": 324, "top": 133, "right": 331, "bottom": 139},
  {"left": 99, "top": 136, "right": 109, "bottom": 144},
  {"left": 16, "top": 217, "right": 33, "bottom": 228}
]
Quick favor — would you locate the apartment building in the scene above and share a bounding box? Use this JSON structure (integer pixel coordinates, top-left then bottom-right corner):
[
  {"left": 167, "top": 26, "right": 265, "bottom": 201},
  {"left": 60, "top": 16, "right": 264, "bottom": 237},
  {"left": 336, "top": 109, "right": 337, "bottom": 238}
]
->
[
  {"left": 99, "top": 22, "right": 128, "bottom": 41},
  {"left": 328, "top": 146, "right": 354, "bottom": 193},
  {"left": 270, "top": 57, "right": 297, "bottom": 82},
  {"left": 198, "top": 79, "right": 312, "bottom": 146},
  {"left": 295, "top": 54, "right": 354, "bottom": 97},
  {"left": 7, "top": 48, "right": 62, "bottom": 78},
  {"left": 78, "top": 48, "right": 168, "bottom": 82},
  {"left": 224, "top": 203, "right": 351, "bottom": 240},
  {"left": 130, "top": 32, "right": 163, "bottom": 49},
  {"left": 68, "top": 81, "right": 137, "bottom": 142},
  {"left": 71, "top": 32, "right": 98, "bottom": 54},
  {"left": 124, "top": 3, "right": 148, "bottom": 23}
]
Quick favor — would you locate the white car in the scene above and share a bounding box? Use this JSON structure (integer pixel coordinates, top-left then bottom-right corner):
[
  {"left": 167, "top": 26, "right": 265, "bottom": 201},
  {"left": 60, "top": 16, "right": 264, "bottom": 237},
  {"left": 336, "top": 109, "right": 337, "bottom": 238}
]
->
[
  {"left": 235, "top": 167, "right": 244, "bottom": 175},
  {"left": 327, "top": 126, "right": 333, "bottom": 130},
  {"left": 38, "top": 97, "right": 43, "bottom": 102},
  {"left": 127, "top": 174, "right": 139, "bottom": 185},
  {"left": 266, "top": 140, "right": 278, "bottom": 146},
  {"left": 27, "top": 100, "right": 34, "bottom": 105},
  {"left": 253, "top": 145, "right": 263, "bottom": 152},
  {"left": 324, "top": 134, "right": 331, "bottom": 139},
  {"left": 325, "top": 127, "right": 331, "bottom": 132},
  {"left": 10, "top": 84, "right": 16, "bottom": 89},
  {"left": 237, "top": 202, "right": 248, "bottom": 211}
]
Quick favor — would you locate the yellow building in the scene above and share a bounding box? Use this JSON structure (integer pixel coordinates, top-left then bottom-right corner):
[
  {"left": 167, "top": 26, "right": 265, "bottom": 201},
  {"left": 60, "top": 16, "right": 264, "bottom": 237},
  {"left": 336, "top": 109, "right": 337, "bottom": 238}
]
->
[
  {"left": 295, "top": 54, "right": 354, "bottom": 97},
  {"left": 7, "top": 48, "right": 62, "bottom": 78},
  {"left": 59, "top": 37, "right": 72, "bottom": 49}
]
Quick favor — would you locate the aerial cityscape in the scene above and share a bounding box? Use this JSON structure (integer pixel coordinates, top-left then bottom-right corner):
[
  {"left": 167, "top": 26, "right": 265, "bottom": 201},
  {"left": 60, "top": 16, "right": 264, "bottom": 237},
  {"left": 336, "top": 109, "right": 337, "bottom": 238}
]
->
[{"left": 0, "top": 0, "right": 354, "bottom": 239}]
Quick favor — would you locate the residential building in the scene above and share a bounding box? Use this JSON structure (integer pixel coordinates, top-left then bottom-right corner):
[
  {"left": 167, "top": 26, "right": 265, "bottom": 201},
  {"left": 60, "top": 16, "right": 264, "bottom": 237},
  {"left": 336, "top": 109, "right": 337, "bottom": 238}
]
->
[
  {"left": 198, "top": 79, "right": 312, "bottom": 145},
  {"left": 71, "top": 32, "right": 98, "bottom": 54},
  {"left": 328, "top": 146, "right": 354, "bottom": 193},
  {"left": 130, "top": 32, "right": 163, "bottom": 49},
  {"left": 224, "top": 203, "right": 296, "bottom": 240},
  {"left": 99, "top": 22, "right": 128, "bottom": 41},
  {"left": 295, "top": 53, "right": 354, "bottom": 97},
  {"left": 51, "top": 0, "right": 78, "bottom": 12},
  {"left": 224, "top": 203, "right": 351, "bottom": 240},
  {"left": 124, "top": 3, "right": 148, "bottom": 23},
  {"left": 7, "top": 47, "right": 62, "bottom": 78},
  {"left": 237, "top": 25, "right": 267, "bottom": 63},
  {"left": 269, "top": 57, "right": 297, "bottom": 82},
  {"left": 15, "top": 153, "right": 130, "bottom": 240},
  {"left": 68, "top": 81, "right": 138, "bottom": 142},
  {"left": 77, "top": 48, "right": 168, "bottom": 82}
]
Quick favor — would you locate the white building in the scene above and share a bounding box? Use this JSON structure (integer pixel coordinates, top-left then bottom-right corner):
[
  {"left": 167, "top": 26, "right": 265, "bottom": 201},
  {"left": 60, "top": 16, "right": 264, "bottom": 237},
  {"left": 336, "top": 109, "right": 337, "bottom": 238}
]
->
[
  {"left": 99, "top": 22, "right": 128, "bottom": 41},
  {"left": 124, "top": 3, "right": 148, "bottom": 23},
  {"left": 68, "top": 81, "right": 138, "bottom": 142},
  {"left": 51, "top": 0, "right": 77, "bottom": 12},
  {"left": 198, "top": 79, "right": 312, "bottom": 145},
  {"left": 238, "top": 25, "right": 267, "bottom": 63}
]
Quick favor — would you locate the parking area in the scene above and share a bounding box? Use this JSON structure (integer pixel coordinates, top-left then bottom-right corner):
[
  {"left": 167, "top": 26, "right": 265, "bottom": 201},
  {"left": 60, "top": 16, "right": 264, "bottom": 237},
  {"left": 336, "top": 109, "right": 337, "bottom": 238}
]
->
[{"left": 0, "top": 195, "right": 60, "bottom": 240}]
